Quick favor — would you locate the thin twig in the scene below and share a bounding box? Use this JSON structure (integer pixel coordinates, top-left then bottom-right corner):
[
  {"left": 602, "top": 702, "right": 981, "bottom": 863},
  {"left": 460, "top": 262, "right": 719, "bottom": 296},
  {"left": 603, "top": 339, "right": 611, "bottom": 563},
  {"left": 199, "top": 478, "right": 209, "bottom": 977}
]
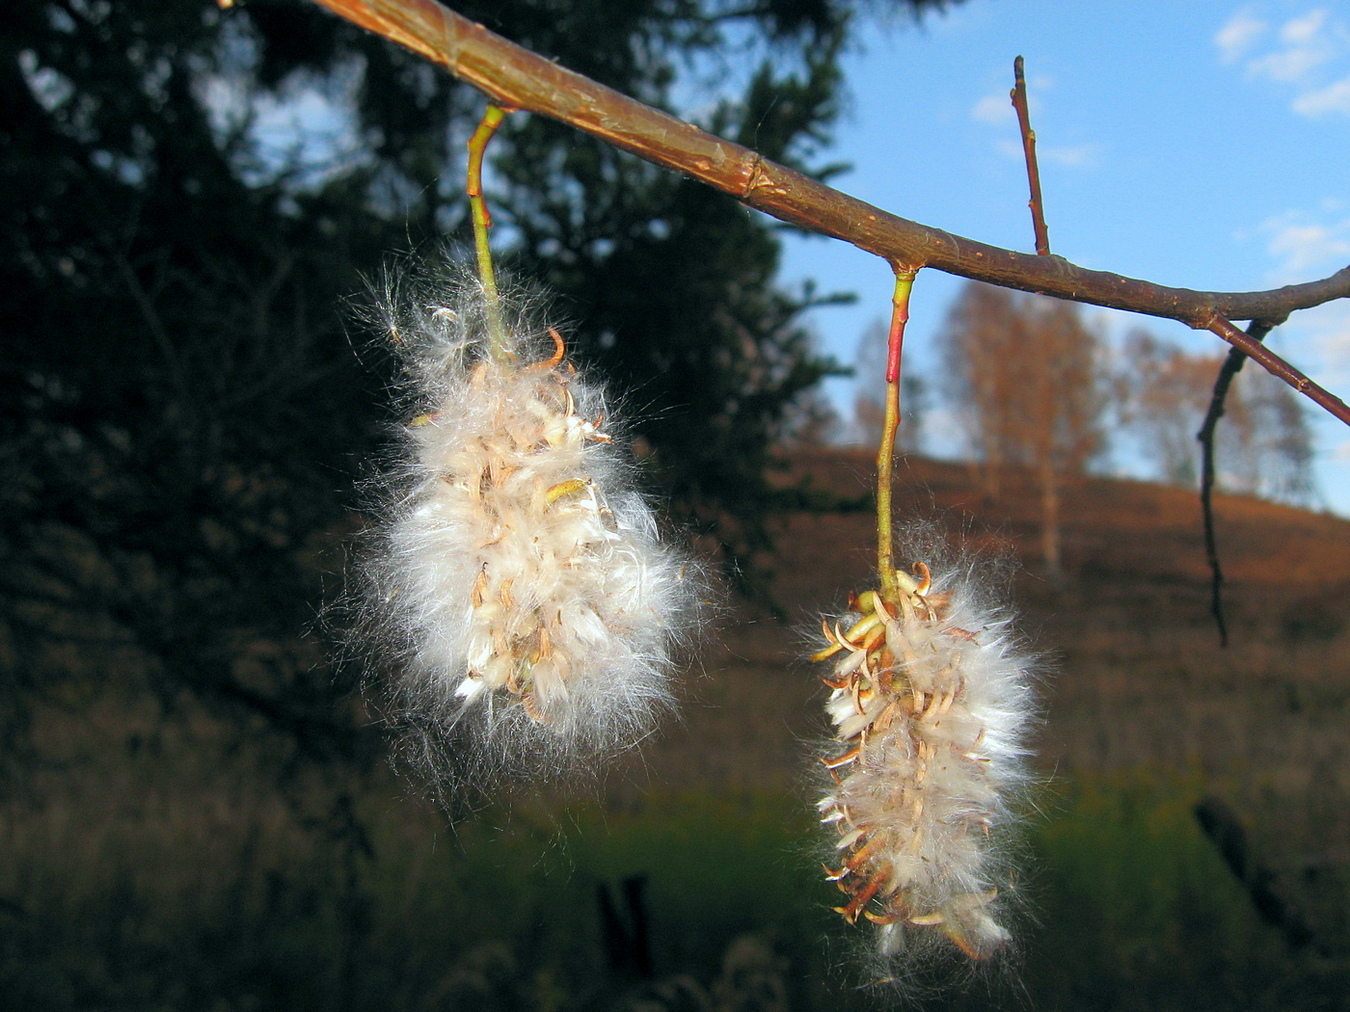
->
[
  {"left": 1011, "top": 56, "right": 1050, "bottom": 256},
  {"left": 1203, "top": 315, "right": 1350, "bottom": 426},
  {"left": 1197, "top": 320, "right": 1275, "bottom": 648},
  {"left": 876, "top": 270, "right": 918, "bottom": 606},
  {"left": 300, "top": 0, "right": 1350, "bottom": 422}
]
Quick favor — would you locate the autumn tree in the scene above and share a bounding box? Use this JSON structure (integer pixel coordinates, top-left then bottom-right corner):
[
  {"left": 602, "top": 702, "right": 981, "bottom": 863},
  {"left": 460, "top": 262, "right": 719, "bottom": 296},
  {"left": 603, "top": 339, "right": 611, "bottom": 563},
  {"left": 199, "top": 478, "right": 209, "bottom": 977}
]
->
[
  {"left": 941, "top": 281, "right": 1107, "bottom": 577},
  {"left": 940, "top": 283, "right": 1021, "bottom": 496},
  {"left": 1222, "top": 369, "right": 1316, "bottom": 505},
  {"left": 1123, "top": 329, "right": 1315, "bottom": 503}
]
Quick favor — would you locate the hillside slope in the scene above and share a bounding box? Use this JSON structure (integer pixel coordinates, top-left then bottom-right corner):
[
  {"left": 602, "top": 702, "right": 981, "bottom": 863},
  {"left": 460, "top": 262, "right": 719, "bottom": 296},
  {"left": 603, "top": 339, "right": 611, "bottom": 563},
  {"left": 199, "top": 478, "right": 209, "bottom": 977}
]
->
[{"left": 628, "top": 449, "right": 1350, "bottom": 945}]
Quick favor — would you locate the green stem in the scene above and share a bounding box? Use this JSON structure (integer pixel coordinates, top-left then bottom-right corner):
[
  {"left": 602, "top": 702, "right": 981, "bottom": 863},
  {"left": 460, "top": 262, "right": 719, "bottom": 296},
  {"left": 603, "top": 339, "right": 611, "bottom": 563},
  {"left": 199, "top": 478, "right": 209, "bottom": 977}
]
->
[
  {"left": 877, "top": 269, "right": 917, "bottom": 606},
  {"left": 467, "top": 103, "right": 509, "bottom": 357}
]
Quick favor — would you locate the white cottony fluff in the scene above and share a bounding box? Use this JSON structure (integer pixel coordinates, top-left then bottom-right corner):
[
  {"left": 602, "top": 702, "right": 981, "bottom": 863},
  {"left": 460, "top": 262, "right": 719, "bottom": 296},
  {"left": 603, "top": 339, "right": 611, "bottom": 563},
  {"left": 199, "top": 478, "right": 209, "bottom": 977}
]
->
[
  {"left": 815, "top": 530, "right": 1037, "bottom": 965},
  {"left": 358, "top": 263, "right": 698, "bottom": 786}
]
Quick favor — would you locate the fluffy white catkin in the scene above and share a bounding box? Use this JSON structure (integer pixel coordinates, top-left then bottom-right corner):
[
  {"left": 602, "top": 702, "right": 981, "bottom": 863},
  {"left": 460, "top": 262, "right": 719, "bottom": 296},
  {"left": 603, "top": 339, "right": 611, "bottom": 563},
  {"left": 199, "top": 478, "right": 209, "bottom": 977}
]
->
[
  {"left": 813, "top": 530, "right": 1036, "bottom": 966},
  {"left": 357, "top": 263, "right": 698, "bottom": 785}
]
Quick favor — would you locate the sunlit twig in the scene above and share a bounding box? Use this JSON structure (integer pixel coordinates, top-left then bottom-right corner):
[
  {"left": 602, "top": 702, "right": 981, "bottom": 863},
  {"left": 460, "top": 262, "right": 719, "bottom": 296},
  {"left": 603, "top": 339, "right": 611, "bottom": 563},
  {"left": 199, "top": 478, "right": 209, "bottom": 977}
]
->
[{"left": 1011, "top": 56, "right": 1050, "bottom": 257}]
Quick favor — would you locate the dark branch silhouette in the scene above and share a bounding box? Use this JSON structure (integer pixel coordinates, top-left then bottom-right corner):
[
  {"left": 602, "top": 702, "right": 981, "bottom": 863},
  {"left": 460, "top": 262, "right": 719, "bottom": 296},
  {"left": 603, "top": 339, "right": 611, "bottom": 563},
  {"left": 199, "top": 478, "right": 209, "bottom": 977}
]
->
[{"left": 1197, "top": 321, "right": 1274, "bottom": 647}]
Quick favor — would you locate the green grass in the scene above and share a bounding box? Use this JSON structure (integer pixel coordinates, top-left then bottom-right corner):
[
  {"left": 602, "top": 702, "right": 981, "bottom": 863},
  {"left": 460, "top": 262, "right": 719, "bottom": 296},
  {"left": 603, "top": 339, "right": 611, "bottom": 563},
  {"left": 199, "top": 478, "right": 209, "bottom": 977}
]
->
[
  {"left": 1019, "top": 770, "right": 1347, "bottom": 1012},
  {"left": 351, "top": 788, "right": 837, "bottom": 1010},
  {"left": 2, "top": 745, "right": 1347, "bottom": 1010}
]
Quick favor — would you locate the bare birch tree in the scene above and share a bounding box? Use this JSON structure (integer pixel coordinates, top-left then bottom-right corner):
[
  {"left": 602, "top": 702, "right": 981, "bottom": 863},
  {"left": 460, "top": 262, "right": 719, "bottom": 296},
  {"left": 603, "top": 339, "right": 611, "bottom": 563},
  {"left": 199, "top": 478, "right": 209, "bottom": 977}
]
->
[
  {"left": 941, "top": 281, "right": 1106, "bottom": 577},
  {"left": 1124, "top": 330, "right": 1315, "bottom": 503}
]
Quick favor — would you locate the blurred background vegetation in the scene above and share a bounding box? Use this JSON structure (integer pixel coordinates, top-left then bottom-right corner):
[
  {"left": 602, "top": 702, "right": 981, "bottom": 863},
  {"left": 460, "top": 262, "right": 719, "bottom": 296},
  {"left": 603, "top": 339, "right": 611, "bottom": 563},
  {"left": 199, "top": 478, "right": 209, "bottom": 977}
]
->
[{"left": 2, "top": 0, "right": 1347, "bottom": 1008}]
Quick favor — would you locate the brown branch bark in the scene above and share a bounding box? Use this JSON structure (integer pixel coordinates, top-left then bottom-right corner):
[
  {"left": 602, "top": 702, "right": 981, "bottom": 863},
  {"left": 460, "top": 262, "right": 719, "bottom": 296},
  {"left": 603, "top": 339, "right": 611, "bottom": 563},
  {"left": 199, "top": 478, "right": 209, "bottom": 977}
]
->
[
  {"left": 1203, "top": 315, "right": 1348, "bottom": 425},
  {"left": 301, "top": 0, "right": 1350, "bottom": 423}
]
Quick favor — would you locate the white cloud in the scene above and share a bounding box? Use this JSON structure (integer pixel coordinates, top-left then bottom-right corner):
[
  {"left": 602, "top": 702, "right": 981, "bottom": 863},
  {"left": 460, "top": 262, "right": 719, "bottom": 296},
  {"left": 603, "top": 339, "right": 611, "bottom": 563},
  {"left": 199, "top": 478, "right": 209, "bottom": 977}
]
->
[
  {"left": 974, "top": 75, "right": 1092, "bottom": 166},
  {"left": 1220, "top": 5, "right": 1350, "bottom": 117},
  {"left": 1042, "top": 143, "right": 1101, "bottom": 168},
  {"left": 1293, "top": 76, "right": 1350, "bottom": 115},
  {"left": 1249, "top": 42, "right": 1332, "bottom": 83},
  {"left": 1281, "top": 7, "right": 1329, "bottom": 45},
  {"left": 1215, "top": 10, "right": 1267, "bottom": 63},
  {"left": 972, "top": 91, "right": 1015, "bottom": 125},
  {"left": 1246, "top": 9, "right": 1334, "bottom": 82},
  {"left": 1273, "top": 301, "right": 1350, "bottom": 515},
  {"left": 1259, "top": 208, "right": 1350, "bottom": 387},
  {"left": 1263, "top": 210, "right": 1350, "bottom": 276},
  {"left": 918, "top": 404, "right": 968, "bottom": 459},
  {"left": 1282, "top": 300, "right": 1350, "bottom": 388},
  {"left": 991, "top": 138, "right": 1099, "bottom": 170},
  {"left": 1241, "top": 204, "right": 1350, "bottom": 516},
  {"left": 970, "top": 74, "right": 1050, "bottom": 125},
  {"left": 1270, "top": 222, "right": 1350, "bottom": 271}
]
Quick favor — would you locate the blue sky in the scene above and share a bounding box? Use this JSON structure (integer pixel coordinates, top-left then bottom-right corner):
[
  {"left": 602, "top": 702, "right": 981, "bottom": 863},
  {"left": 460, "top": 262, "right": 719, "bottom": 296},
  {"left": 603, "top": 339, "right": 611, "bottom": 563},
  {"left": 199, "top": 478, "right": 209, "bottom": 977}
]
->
[{"left": 777, "top": 0, "right": 1350, "bottom": 511}]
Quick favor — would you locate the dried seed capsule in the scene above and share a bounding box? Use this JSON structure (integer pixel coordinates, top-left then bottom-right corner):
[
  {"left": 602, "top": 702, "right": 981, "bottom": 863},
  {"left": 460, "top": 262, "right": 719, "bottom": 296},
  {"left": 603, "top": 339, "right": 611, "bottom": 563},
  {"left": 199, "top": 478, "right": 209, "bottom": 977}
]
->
[
  {"left": 356, "top": 261, "right": 700, "bottom": 789},
  {"left": 814, "top": 532, "right": 1037, "bottom": 965}
]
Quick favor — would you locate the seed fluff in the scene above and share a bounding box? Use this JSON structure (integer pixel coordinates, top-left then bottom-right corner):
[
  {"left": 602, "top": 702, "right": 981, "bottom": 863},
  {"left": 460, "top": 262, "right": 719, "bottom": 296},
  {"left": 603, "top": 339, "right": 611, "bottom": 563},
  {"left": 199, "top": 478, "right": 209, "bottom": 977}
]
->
[
  {"left": 813, "top": 528, "right": 1037, "bottom": 968},
  {"left": 355, "top": 261, "right": 699, "bottom": 789}
]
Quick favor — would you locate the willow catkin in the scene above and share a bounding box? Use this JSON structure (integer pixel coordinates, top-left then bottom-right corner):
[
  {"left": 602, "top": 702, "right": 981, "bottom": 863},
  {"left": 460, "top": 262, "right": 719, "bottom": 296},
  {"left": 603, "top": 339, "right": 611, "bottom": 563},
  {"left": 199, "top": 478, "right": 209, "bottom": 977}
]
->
[
  {"left": 813, "top": 531, "right": 1036, "bottom": 965},
  {"left": 356, "top": 263, "right": 699, "bottom": 787}
]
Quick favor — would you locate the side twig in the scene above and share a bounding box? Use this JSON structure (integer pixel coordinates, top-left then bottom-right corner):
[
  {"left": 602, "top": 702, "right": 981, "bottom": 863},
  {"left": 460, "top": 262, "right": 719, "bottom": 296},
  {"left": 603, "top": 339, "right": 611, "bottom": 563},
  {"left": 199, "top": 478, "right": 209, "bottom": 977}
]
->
[
  {"left": 1201, "top": 315, "right": 1347, "bottom": 425},
  {"left": 298, "top": 0, "right": 1350, "bottom": 424},
  {"left": 1197, "top": 320, "right": 1276, "bottom": 648},
  {"left": 1011, "top": 56, "right": 1050, "bottom": 256}
]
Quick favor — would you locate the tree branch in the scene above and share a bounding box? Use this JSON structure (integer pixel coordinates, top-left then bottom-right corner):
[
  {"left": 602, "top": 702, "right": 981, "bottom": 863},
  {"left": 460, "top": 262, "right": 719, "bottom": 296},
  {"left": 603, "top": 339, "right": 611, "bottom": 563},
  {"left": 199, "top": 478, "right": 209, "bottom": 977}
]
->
[{"left": 299, "top": 0, "right": 1350, "bottom": 422}]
